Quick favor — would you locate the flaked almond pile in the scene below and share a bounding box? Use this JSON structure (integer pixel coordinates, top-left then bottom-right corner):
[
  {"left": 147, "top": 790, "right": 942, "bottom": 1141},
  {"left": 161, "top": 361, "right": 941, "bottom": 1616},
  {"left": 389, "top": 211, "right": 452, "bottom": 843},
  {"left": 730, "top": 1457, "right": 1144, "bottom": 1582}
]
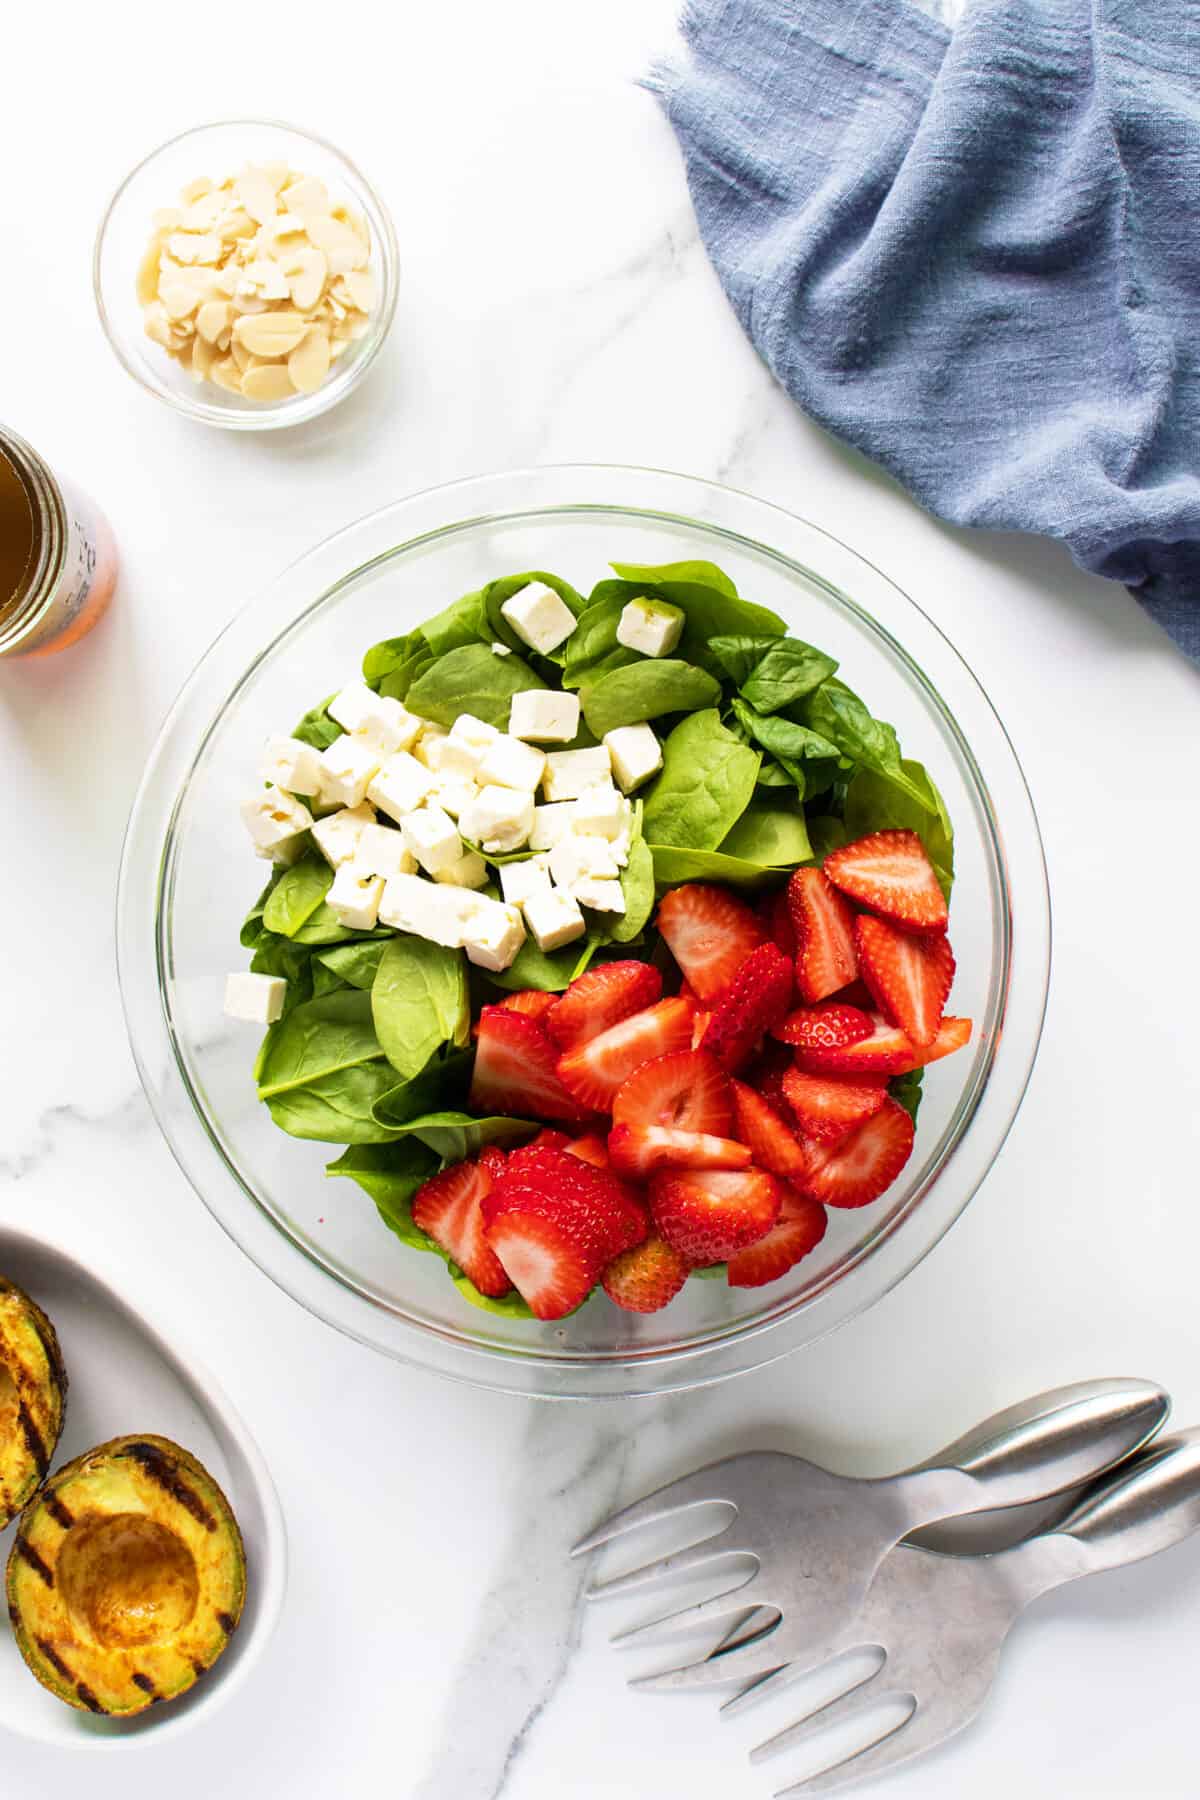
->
[{"left": 136, "top": 164, "right": 375, "bottom": 400}]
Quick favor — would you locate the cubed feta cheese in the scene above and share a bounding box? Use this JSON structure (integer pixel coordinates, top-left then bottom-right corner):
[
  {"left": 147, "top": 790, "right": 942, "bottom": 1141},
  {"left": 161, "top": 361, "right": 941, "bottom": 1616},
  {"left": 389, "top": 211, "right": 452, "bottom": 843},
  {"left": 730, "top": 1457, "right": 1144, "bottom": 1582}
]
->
[
  {"left": 241, "top": 785, "right": 314, "bottom": 852},
  {"left": 499, "top": 855, "right": 552, "bottom": 907},
  {"left": 378, "top": 873, "right": 483, "bottom": 948},
  {"left": 477, "top": 733, "right": 547, "bottom": 792},
  {"left": 430, "top": 777, "right": 478, "bottom": 820},
  {"left": 450, "top": 713, "right": 500, "bottom": 756},
  {"left": 367, "top": 751, "right": 435, "bottom": 822},
  {"left": 528, "top": 801, "right": 577, "bottom": 851},
  {"left": 522, "top": 887, "right": 586, "bottom": 953},
  {"left": 311, "top": 802, "right": 376, "bottom": 868},
  {"left": 491, "top": 641, "right": 512, "bottom": 657},
  {"left": 462, "top": 896, "right": 526, "bottom": 972},
  {"left": 459, "top": 785, "right": 535, "bottom": 855},
  {"left": 413, "top": 723, "right": 449, "bottom": 769},
  {"left": 327, "top": 864, "right": 385, "bottom": 931},
  {"left": 499, "top": 583, "right": 577, "bottom": 656},
  {"left": 254, "top": 833, "right": 307, "bottom": 867},
  {"left": 542, "top": 746, "right": 612, "bottom": 802},
  {"left": 572, "top": 877, "right": 626, "bottom": 914},
  {"left": 354, "top": 694, "right": 422, "bottom": 756},
  {"left": 616, "top": 598, "right": 684, "bottom": 658},
  {"left": 319, "top": 736, "right": 382, "bottom": 808},
  {"left": 356, "top": 822, "right": 416, "bottom": 878},
  {"left": 548, "top": 833, "right": 621, "bottom": 889},
  {"left": 508, "top": 689, "right": 581, "bottom": 744},
  {"left": 400, "top": 804, "right": 463, "bottom": 876},
  {"left": 425, "top": 733, "right": 483, "bottom": 779},
  {"left": 261, "top": 735, "right": 324, "bottom": 797},
  {"left": 603, "top": 723, "right": 664, "bottom": 794},
  {"left": 572, "top": 781, "right": 631, "bottom": 841},
  {"left": 224, "top": 971, "right": 286, "bottom": 1024},
  {"left": 327, "top": 683, "right": 380, "bottom": 733},
  {"left": 434, "top": 850, "right": 489, "bottom": 890}
]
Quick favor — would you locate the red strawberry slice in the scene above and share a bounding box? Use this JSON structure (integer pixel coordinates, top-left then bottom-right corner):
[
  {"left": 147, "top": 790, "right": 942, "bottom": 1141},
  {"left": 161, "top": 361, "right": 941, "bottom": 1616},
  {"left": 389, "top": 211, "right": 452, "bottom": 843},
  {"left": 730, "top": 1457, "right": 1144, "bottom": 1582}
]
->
[
  {"left": 788, "top": 867, "right": 859, "bottom": 1003},
  {"left": 727, "top": 1188, "right": 828, "bottom": 1288},
  {"left": 730, "top": 1081, "right": 809, "bottom": 1179},
  {"left": 528, "top": 1128, "right": 572, "bottom": 1153},
  {"left": 608, "top": 1123, "right": 751, "bottom": 1179},
  {"left": 855, "top": 915, "right": 955, "bottom": 1047},
  {"left": 782, "top": 1066, "right": 889, "bottom": 1143},
  {"left": 484, "top": 1147, "right": 647, "bottom": 1263},
  {"left": 556, "top": 997, "right": 694, "bottom": 1111},
  {"left": 470, "top": 1007, "right": 592, "bottom": 1124},
  {"left": 650, "top": 1166, "right": 782, "bottom": 1264},
  {"left": 602, "top": 1235, "right": 692, "bottom": 1314},
  {"left": 824, "top": 830, "right": 949, "bottom": 934},
  {"left": 485, "top": 1209, "right": 601, "bottom": 1319},
  {"left": 745, "top": 1041, "right": 796, "bottom": 1120},
  {"left": 796, "top": 1014, "right": 972, "bottom": 1076},
  {"left": 801, "top": 1097, "right": 915, "bottom": 1209},
  {"left": 611, "top": 1049, "right": 734, "bottom": 1135},
  {"left": 764, "top": 887, "right": 797, "bottom": 959},
  {"left": 545, "top": 960, "right": 663, "bottom": 1051},
  {"left": 773, "top": 1002, "right": 874, "bottom": 1051},
  {"left": 494, "top": 989, "right": 558, "bottom": 1021},
  {"left": 700, "top": 942, "right": 794, "bottom": 1073},
  {"left": 656, "top": 885, "right": 765, "bottom": 1001},
  {"left": 565, "top": 1134, "right": 610, "bottom": 1168},
  {"left": 412, "top": 1156, "right": 512, "bottom": 1298}
]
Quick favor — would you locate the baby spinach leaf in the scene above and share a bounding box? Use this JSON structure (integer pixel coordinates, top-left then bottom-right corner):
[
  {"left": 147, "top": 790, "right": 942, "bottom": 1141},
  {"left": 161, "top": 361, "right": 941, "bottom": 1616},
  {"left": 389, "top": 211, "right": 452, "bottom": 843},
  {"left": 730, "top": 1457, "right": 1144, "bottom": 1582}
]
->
[
  {"left": 292, "top": 694, "right": 343, "bottom": 750},
  {"left": 806, "top": 815, "right": 850, "bottom": 860},
  {"left": 263, "top": 1067, "right": 404, "bottom": 1142},
  {"left": 641, "top": 710, "right": 761, "bottom": 851},
  {"left": 250, "top": 935, "right": 314, "bottom": 1010},
  {"left": 406, "top": 642, "right": 547, "bottom": 729},
  {"left": 315, "top": 940, "right": 389, "bottom": 991},
  {"left": 378, "top": 1110, "right": 539, "bottom": 1163},
  {"left": 449, "top": 1274, "right": 536, "bottom": 1319},
  {"left": 486, "top": 932, "right": 599, "bottom": 991},
  {"left": 711, "top": 635, "right": 838, "bottom": 712},
  {"left": 371, "top": 936, "right": 469, "bottom": 1080},
  {"left": 610, "top": 836, "right": 655, "bottom": 944},
  {"left": 802, "top": 680, "right": 936, "bottom": 815},
  {"left": 363, "top": 635, "right": 417, "bottom": 687},
  {"left": 560, "top": 589, "right": 641, "bottom": 689},
  {"left": 293, "top": 907, "right": 390, "bottom": 947},
  {"left": 888, "top": 1068, "right": 924, "bottom": 1123},
  {"left": 608, "top": 560, "right": 786, "bottom": 674},
  {"left": 263, "top": 855, "right": 334, "bottom": 938},
  {"left": 648, "top": 845, "right": 778, "bottom": 888},
  {"left": 757, "top": 760, "right": 797, "bottom": 787},
  {"left": 326, "top": 1140, "right": 441, "bottom": 1231},
  {"left": 379, "top": 649, "right": 435, "bottom": 703},
  {"left": 720, "top": 801, "right": 812, "bottom": 868},
  {"left": 843, "top": 762, "right": 955, "bottom": 897},
  {"left": 241, "top": 872, "right": 282, "bottom": 950},
  {"left": 483, "top": 570, "right": 585, "bottom": 648},
  {"left": 581, "top": 660, "right": 720, "bottom": 737},
  {"left": 372, "top": 1048, "right": 473, "bottom": 1125},
  {"left": 610, "top": 559, "right": 739, "bottom": 598},
  {"left": 256, "top": 991, "right": 401, "bottom": 1142},
  {"left": 310, "top": 959, "right": 347, "bottom": 999},
  {"left": 731, "top": 699, "right": 843, "bottom": 801}
]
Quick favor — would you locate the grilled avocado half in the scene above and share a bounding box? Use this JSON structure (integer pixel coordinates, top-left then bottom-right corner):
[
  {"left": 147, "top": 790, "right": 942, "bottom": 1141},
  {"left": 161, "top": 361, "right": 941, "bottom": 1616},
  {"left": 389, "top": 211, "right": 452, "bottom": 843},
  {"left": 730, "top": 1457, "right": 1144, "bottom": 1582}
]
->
[
  {"left": 6, "top": 1434, "right": 246, "bottom": 1715},
  {"left": 0, "top": 1276, "right": 67, "bottom": 1529}
]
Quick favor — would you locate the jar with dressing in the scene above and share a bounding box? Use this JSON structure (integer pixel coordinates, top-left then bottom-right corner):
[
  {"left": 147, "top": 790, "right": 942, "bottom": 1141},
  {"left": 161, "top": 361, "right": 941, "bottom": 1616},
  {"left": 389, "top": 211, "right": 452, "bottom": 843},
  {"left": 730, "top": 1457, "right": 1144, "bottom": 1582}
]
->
[{"left": 0, "top": 426, "right": 118, "bottom": 659}]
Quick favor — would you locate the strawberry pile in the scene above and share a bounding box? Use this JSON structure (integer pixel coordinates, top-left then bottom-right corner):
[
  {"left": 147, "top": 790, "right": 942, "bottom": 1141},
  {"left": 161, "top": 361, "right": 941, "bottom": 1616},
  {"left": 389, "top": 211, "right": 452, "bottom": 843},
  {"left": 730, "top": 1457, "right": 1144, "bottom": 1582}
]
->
[{"left": 411, "top": 828, "right": 972, "bottom": 1320}]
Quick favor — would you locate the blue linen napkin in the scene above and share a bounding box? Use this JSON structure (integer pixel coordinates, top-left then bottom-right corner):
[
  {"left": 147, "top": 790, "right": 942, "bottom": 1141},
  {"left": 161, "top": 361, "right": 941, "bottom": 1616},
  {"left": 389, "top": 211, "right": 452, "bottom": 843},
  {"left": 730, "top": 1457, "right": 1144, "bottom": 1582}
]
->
[{"left": 652, "top": 0, "right": 1200, "bottom": 660}]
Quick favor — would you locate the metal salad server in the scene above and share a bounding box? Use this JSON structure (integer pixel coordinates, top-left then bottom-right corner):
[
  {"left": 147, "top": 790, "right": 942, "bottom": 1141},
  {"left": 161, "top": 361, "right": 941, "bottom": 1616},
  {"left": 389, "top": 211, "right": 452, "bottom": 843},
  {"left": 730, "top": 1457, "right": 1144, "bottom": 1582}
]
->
[
  {"left": 572, "top": 1379, "right": 1169, "bottom": 1693},
  {"left": 731, "top": 1425, "right": 1200, "bottom": 1795}
]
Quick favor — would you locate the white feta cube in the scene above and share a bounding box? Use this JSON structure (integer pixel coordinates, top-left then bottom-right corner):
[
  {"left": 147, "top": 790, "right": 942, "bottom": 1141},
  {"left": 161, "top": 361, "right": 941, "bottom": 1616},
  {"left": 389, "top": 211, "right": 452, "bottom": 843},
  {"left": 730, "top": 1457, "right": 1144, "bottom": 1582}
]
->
[
  {"left": 367, "top": 751, "right": 435, "bottom": 822},
  {"left": 462, "top": 897, "right": 527, "bottom": 972},
  {"left": 379, "top": 873, "right": 482, "bottom": 948},
  {"left": 572, "top": 780, "right": 631, "bottom": 841},
  {"left": 426, "top": 733, "right": 484, "bottom": 779},
  {"left": 327, "top": 864, "right": 385, "bottom": 931},
  {"left": 508, "top": 689, "right": 581, "bottom": 744},
  {"left": 224, "top": 971, "right": 286, "bottom": 1024},
  {"left": 354, "top": 694, "right": 422, "bottom": 756},
  {"left": 254, "top": 833, "right": 307, "bottom": 867},
  {"left": 241, "top": 785, "right": 314, "bottom": 852},
  {"left": 413, "top": 723, "right": 449, "bottom": 769},
  {"left": 319, "top": 736, "right": 382, "bottom": 808},
  {"left": 499, "top": 855, "right": 552, "bottom": 907},
  {"left": 611, "top": 828, "right": 632, "bottom": 869},
  {"left": 491, "top": 641, "right": 512, "bottom": 657},
  {"left": 528, "top": 801, "right": 577, "bottom": 851},
  {"left": 542, "top": 746, "right": 612, "bottom": 802},
  {"left": 616, "top": 598, "right": 684, "bottom": 658},
  {"left": 603, "top": 722, "right": 664, "bottom": 794},
  {"left": 477, "top": 732, "right": 547, "bottom": 792},
  {"left": 449, "top": 713, "right": 499, "bottom": 756},
  {"left": 327, "top": 683, "right": 380, "bottom": 734},
  {"left": 356, "top": 822, "right": 415, "bottom": 879},
  {"left": 311, "top": 802, "right": 376, "bottom": 868},
  {"left": 261, "top": 735, "right": 324, "bottom": 797},
  {"left": 434, "top": 850, "right": 489, "bottom": 890},
  {"left": 522, "top": 887, "right": 586, "bottom": 953},
  {"left": 499, "top": 584, "right": 577, "bottom": 656},
  {"left": 572, "top": 877, "right": 626, "bottom": 914},
  {"left": 430, "top": 776, "right": 478, "bottom": 820},
  {"left": 459, "top": 785, "right": 535, "bottom": 855},
  {"left": 548, "top": 833, "right": 621, "bottom": 890},
  {"left": 400, "top": 804, "right": 463, "bottom": 876}
]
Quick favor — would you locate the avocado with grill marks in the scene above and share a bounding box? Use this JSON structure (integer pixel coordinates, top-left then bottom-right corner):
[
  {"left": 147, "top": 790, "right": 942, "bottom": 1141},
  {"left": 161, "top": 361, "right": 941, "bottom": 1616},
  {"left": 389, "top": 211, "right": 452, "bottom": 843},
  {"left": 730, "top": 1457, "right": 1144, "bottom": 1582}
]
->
[{"left": 0, "top": 1276, "right": 67, "bottom": 1529}]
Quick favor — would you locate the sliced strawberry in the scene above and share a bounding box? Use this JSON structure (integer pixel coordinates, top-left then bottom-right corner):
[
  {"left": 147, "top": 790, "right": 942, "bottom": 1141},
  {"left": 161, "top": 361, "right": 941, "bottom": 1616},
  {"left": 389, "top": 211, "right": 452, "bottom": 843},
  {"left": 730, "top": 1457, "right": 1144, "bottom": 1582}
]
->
[
  {"left": 412, "top": 1156, "right": 512, "bottom": 1298},
  {"left": 565, "top": 1134, "right": 610, "bottom": 1168},
  {"left": 700, "top": 942, "right": 794, "bottom": 1073},
  {"left": 782, "top": 1066, "right": 889, "bottom": 1143},
  {"left": 656, "top": 884, "right": 765, "bottom": 1001},
  {"left": 855, "top": 915, "right": 955, "bottom": 1047},
  {"left": 483, "top": 1147, "right": 646, "bottom": 1262},
  {"left": 831, "top": 979, "right": 879, "bottom": 1012},
  {"left": 730, "top": 1080, "right": 809, "bottom": 1179},
  {"left": 602, "top": 1235, "right": 692, "bottom": 1314},
  {"left": 773, "top": 1002, "right": 874, "bottom": 1051},
  {"left": 824, "top": 830, "right": 948, "bottom": 934},
  {"left": 746, "top": 1040, "right": 797, "bottom": 1119},
  {"left": 801, "top": 1097, "right": 915, "bottom": 1209},
  {"left": 485, "top": 1209, "right": 601, "bottom": 1319},
  {"left": 556, "top": 998, "right": 694, "bottom": 1111},
  {"left": 796, "top": 1014, "right": 972, "bottom": 1076},
  {"left": 528, "top": 1128, "right": 572, "bottom": 1153},
  {"left": 764, "top": 887, "right": 797, "bottom": 959},
  {"left": 470, "top": 1008, "right": 591, "bottom": 1124},
  {"left": 608, "top": 1123, "right": 751, "bottom": 1179},
  {"left": 611, "top": 1049, "right": 734, "bottom": 1135},
  {"left": 788, "top": 867, "right": 859, "bottom": 1003},
  {"left": 650, "top": 1166, "right": 782, "bottom": 1264},
  {"left": 495, "top": 988, "right": 558, "bottom": 1021},
  {"left": 545, "top": 959, "right": 663, "bottom": 1051},
  {"left": 727, "top": 1188, "right": 827, "bottom": 1288}
]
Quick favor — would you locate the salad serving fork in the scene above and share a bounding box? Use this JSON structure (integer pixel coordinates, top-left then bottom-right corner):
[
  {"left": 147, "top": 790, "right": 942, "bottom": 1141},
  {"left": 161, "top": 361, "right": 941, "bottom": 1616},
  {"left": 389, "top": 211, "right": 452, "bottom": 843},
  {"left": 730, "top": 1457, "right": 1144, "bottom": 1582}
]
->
[
  {"left": 725, "top": 1425, "right": 1200, "bottom": 1794},
  {"left": 572, "top": 1379, "right": 1168, "bottom": 1693}
]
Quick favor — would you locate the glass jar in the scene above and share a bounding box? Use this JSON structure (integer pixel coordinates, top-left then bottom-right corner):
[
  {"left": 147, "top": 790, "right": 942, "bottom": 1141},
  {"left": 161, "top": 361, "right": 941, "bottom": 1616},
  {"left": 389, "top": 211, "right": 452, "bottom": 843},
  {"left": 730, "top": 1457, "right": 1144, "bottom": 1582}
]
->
[{"left": 0, "top": 426, "right": 118, "bottom": 658}]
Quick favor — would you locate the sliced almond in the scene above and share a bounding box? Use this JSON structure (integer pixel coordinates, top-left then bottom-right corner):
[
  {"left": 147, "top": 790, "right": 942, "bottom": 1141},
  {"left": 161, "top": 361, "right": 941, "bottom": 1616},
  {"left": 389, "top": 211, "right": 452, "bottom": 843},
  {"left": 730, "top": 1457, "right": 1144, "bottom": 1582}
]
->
[
  {"left": 286, "top": 246, "right": 327, "bottom": 312},
  {"left": 232, "top": 310, "right": 311, "bottom": 356},
  {"left": 287, "top": 325, "right": 332, "bottom": 393},
  {"left": 191, "top": 333, "right": 218, "bottom": 381},
  {"left": 230, "top": 335, "right": 254, "bottom": 374},
  {"left": 181, "top": 192, "right": 225, "bottom": 231},
  {"left": 143, "top": 302, "right": 175, "bottom": 348},
  {"left": 167, "top": 231, "right": 223, "bottom": 266},
  {"left": 304, "top": 215, "right": 363, "bottom": 259},
  {"left": 329, "top": 336, "right": 350, "bottom": 360},
  {"left": 136, "top": 237, "right": 164, "bottom": 305},
  {"left": 196, "top": 299, "right": 232, "bottom": 344},
  {"left": 334, "top": 204, "right": 370, "bottom": 247},
  {"left": 339, "top": 268, "right": 375, "bottom": 313},
  {"left": 261, "top": 161, "right": 291, "bottom": 193},
  {"left": 217, "top": 208, "right": 257, "bottom": 241},
  {"left": 210, "top": 356, "right": 244, "bottom": 394},
  {"left": 232, "top": 290, "right": 269, "bottom": 315},
  {"left": 159, "top": 277, "right": 202, "bottom": 320},
  {"left": 240, "top": 257, "right": 291, "bottom": 300},
  {"left": 235, "top": 167, "right": 279, "bottom": 227},
  {"left": 152, "top": 206, "right": 183, "bottom": 232},
  {"left": 242, "top": 362, "right": 296, "bottom": 401},
  {"left": 180, "top": 176, "right": 214, "bottom": 204},
  {"left": 282, "top": 174, "right": 330, "bottom": 220}
]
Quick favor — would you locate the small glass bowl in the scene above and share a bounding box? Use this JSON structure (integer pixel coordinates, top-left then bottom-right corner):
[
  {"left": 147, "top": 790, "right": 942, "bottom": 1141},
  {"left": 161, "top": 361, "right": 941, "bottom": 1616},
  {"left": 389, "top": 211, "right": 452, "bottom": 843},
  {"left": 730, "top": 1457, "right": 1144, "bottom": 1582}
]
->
[
  {"left": 117, "top": 466, "right": 1051, "bottom": 1399},
  {"left": 93, "top": 120, "right": 399, "bottom": 431}
]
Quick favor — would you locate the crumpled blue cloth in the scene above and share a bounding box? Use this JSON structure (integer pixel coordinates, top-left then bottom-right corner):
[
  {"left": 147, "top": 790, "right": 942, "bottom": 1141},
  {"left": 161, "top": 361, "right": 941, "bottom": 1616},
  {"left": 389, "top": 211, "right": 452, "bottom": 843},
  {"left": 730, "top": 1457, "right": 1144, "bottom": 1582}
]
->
[{"left": 653, "top": 0, "right": 1200, "bottom": 659}]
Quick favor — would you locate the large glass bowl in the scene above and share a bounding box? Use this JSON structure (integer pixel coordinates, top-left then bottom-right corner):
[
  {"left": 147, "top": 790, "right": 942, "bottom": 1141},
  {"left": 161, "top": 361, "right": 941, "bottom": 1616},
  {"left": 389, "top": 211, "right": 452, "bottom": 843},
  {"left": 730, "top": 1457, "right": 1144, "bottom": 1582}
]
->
[{"left": 117, "top": 467, "right": 1049, "bottom": 1398}]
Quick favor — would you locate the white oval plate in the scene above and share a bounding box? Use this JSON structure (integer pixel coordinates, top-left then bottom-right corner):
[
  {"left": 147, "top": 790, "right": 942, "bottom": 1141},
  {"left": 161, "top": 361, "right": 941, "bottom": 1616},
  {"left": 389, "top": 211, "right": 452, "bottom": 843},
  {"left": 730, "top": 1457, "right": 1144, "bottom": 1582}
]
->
[{"left": 0, "top": 1225, "right": 286, "bottom": 1747}]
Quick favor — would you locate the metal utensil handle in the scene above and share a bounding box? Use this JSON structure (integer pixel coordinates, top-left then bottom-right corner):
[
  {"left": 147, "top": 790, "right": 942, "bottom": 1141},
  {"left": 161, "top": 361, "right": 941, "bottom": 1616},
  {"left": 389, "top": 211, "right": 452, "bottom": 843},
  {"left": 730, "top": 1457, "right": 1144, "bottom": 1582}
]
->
[{"left": 1052, "top": 1426, "right": 1200, "bottom": 1571}]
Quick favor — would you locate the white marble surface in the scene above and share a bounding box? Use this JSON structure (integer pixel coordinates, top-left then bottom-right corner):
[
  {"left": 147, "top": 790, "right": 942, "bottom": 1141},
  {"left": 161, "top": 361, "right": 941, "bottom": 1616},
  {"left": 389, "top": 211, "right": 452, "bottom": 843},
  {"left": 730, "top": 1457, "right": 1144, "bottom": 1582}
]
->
[{"left": 4, "top": 2, "right": 1200, "bottom": 1795}]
